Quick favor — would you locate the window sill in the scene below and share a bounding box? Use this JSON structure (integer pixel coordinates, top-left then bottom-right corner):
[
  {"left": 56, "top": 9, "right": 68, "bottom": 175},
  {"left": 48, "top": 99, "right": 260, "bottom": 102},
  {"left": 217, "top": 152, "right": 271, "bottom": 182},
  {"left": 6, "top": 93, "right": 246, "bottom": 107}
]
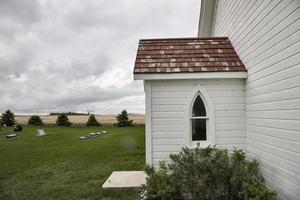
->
[{"left": 189, "top": 141, "right": 211, "bottom": 149}]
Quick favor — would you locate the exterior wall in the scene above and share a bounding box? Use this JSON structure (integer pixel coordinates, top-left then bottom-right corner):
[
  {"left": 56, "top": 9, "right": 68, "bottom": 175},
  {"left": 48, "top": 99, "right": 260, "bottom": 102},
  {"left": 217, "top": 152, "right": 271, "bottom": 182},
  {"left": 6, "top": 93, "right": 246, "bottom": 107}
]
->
[
  {"left": 145, "top": 79, "right": 246, "bottom": 166},
  {"left": 212, "top": 0, "right": 300, "bottom": 199}
]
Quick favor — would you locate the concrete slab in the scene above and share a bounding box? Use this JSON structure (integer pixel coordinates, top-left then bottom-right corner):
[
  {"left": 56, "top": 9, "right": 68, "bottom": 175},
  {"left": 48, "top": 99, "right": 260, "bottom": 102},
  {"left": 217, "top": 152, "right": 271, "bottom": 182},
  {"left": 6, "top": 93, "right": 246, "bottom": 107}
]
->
[{"left": 102, "top": 171, "right": 146, "bottom": 189}]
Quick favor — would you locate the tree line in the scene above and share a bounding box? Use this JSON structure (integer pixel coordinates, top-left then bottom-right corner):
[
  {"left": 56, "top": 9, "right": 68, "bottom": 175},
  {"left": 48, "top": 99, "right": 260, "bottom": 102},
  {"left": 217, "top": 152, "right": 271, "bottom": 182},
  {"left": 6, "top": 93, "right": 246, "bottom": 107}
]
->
[{"left": 0, "top": 109, "right": 133, "bottom": 127}]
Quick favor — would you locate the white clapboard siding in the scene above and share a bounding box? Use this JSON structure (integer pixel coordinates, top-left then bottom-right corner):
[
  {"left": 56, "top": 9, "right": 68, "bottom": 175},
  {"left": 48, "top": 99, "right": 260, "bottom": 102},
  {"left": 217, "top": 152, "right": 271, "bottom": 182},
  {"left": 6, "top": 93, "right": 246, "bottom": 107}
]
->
[
  {"left": 236, "top": 0, "right": 297, "bottom": 55},
  {"left": 209, "top": 90, "right": 245, "bottom": 98},
  {"left": 247, "top": 123, "right": 300, "bottom": 141},
  {"left": 152, "top": 105, "right": 185, "bottom": 112},
  {"left": 215, "top": 110, "right": 245, "bottom": 117},
  {"left": 247, "top": 110, "right": 300, "bottom": 120},
  {"left": 152, "top": 111, "right": 185, "bottom": 118},
  {"left": 247, "top": 145, "right": 300, "bottom": 178},
  {"left": 152, "top": 139, "right": 185, "bottom": 146},
  {"left": 152, "top": 132, "right": 184, "bottom": 139},
  {"left": 152, "top": 125, "right": 185, "bottom": 132},
  {"left": 216, "top": 137, "right": 246, "bottom": 145},
  {"left": 247, "top": 98, "right": 300, "bottom": 111},
  {"left": 151, "top": 91, "right": 189, "bottom": 98},
  {"left": 246, "top": 87, "right": 300, "bottom": 104},
  {"left": 247, "top": 131, "right": 300, "bottom": 155},
  {"left": 148, "top": 79, "right": 246, "bottom": 166},
  {"left": 247, "top": 52, "right": 300, "bottom": 83},
  {"left": 241, "top": 11, "right": 300, "bottom": 61},
  {"left": 214, "top": 103, "right": 245, "bottom": 111},
  {"left": 215, "top": 117, "right": 246, "bottom": 124},
  {"left": 216, "top": 123, "right": 246, "bottom": 131},
  {"left": 247, "top": 42, "right": 300, "bottom": 77},
  {"left": 213, "top": 1, "right": 300, "bottom": 198},
  {"left": 212, "top": 97, "right": 245, "bottom": 104},
  {"left": 216, "top": 130, "right": 246, "bottom": 138},
  {"left": 152, "top": 118, "right": 184, "bottom": 125},
  {"left": 246, "top": 67, "right": 300, "bottom": 95}
]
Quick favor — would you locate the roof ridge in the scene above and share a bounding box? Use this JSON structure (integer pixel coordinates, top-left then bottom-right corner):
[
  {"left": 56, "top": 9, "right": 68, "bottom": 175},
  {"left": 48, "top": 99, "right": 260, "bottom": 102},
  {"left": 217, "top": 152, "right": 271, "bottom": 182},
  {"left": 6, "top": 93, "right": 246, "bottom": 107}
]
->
[{"left": 139, "top": 37, "right": 228, "bottom": 41}]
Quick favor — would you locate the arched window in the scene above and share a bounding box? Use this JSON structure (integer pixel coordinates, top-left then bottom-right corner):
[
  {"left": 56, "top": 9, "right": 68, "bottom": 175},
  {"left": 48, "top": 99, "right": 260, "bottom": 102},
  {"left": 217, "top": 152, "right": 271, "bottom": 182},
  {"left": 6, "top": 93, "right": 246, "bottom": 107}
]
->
[{"left": 191, "top": 95, "right": 208, "bottom": 141}]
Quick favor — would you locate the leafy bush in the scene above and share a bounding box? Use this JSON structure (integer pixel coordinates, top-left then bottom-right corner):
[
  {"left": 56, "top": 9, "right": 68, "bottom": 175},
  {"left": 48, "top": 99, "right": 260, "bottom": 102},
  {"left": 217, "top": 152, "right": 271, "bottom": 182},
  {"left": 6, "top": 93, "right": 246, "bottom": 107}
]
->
[
  {"left": 141, "top": 146, "right": 276, "bottom": 200},
  {"left": 1, "top": 109, "right": 16, "bottom": 126},
  {"left": 116, "top": 110, "right": 133, "bottom": 127},
  {"left": 56, "top": 114, "right": 71, "bottom": 126},
  {"left": 86, "top": 114, "right": 101, "bottom": 126},
  {"left": 143, "top": 163, "right": 181, "bottom": 200},
  {"left": 28, "top": 115, "right": 44, "bottom": 126}
]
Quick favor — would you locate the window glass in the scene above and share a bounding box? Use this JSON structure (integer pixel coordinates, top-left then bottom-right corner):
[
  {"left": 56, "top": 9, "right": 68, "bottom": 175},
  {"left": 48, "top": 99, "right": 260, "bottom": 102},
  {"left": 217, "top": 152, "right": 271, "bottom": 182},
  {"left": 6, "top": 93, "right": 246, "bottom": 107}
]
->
[
  {"left": 191, "top": 95, "right": 207, "bottom": 141},
  {"left": 192, "top": 119, "right": 206, "bottom": 140},
  {"left": 192, "top": 95, "right": 206, "bottom": 117}
]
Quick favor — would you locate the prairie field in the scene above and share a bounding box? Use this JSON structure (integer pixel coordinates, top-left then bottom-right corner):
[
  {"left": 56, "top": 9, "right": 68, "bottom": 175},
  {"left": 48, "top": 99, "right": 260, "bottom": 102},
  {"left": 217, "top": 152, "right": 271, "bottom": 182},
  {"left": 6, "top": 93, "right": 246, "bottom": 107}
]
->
[{"left": 15, "top": 114, "right": 145, "bottom": 125}]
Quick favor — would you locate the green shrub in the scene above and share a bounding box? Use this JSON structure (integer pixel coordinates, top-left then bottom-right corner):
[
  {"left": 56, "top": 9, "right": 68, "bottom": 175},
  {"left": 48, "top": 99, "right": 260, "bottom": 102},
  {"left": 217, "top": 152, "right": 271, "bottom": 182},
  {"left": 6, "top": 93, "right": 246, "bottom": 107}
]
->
[
  {"left": 56, "top": 114, "right": 71, "bottom": 126},
  {"left": 143, "top": 163, "right": 180, "bottom": 200},
  {"left": 1, "top": 109, "right": 16, "bottom": 126},
  {"left": 86, "top": 114, "right": 101, "bottom": 126},
  {"left": 116, "top": 110, "right": 133, "bottom": 127},
  {"left": 28, "top": 115, "right": 44, "bottom": 126},
  {"left": 142, "top": 146, "right": 276, "bottom": 200}
]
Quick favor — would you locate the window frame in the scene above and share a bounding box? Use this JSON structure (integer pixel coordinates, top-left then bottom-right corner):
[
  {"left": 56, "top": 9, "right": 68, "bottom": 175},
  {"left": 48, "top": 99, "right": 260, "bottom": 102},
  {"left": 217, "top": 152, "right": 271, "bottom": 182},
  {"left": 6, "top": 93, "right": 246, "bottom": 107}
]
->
[
  {"left": 185, "top": 85, "right": 215, "bottom": 148},
  {"left": 190, "top": 93, "right": 209, "bottom": 146}
]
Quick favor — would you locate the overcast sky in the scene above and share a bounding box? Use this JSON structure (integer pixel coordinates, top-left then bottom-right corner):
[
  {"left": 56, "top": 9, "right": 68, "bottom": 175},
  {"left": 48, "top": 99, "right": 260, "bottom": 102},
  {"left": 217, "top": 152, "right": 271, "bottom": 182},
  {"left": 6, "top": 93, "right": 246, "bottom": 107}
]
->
[{"left": 0, "top": 0, "right": 200, "bottom": 115}]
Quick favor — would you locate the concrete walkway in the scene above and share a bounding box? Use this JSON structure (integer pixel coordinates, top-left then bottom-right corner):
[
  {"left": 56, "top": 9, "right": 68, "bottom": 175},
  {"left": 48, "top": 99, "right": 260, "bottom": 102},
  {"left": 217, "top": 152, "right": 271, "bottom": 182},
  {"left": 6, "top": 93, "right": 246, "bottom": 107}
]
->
[{"left": 102, "top": 171, "right": 146, "bottom": 189}]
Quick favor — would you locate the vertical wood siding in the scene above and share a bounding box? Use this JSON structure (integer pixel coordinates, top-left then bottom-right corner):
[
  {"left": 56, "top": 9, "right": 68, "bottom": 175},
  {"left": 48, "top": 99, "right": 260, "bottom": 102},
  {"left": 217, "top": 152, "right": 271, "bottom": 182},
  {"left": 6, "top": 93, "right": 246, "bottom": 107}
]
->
[
  {"left": 213, "top": 0, "right": 300, "bottom": 199},
  {"left": 149, "top": 79, "right": 246, "bottom": 166}
]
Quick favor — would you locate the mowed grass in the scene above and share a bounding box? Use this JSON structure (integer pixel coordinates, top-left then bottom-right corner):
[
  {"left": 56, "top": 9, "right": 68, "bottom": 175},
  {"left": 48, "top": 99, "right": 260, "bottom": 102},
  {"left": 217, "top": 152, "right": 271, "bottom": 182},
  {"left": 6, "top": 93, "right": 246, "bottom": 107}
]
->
[{"left": 0, "top": 125, "right": 145, "bottom": 200}]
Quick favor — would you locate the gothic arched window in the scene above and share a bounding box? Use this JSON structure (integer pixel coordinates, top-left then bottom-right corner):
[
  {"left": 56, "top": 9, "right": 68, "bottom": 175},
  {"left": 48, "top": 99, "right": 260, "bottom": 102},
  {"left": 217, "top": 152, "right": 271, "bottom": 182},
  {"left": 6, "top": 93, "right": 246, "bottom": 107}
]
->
[{"left": 191, "top": 95, "right": 207, "bottom": 141}]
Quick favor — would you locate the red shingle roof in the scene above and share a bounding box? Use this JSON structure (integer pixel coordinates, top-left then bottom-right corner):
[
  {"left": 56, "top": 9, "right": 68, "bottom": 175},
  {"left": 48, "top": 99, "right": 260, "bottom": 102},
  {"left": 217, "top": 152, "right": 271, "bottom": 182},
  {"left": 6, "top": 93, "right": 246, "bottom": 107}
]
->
[{"left": 133, "top": 37, "right": 246, "bottom": 74}]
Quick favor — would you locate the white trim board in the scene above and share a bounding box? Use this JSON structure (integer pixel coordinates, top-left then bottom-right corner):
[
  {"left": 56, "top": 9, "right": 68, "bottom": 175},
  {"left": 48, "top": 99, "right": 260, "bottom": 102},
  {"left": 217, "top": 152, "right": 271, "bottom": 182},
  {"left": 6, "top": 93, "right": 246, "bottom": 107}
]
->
[
  {"left": 198, "top": 0, "right": 217, "bottom": 37},
  {"left": 144, "top": 80, "right": 152, "bottom": 165},
  {"left": 135, "top": 72, "right": 247, "bottom": 80}
]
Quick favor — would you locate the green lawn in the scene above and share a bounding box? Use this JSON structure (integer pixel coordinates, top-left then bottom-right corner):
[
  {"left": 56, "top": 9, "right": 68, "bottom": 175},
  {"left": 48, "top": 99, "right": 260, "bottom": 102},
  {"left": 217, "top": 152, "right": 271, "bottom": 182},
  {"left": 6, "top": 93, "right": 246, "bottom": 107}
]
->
[{"left": 0, "top": 125, "right": 145, "bottom": 200}]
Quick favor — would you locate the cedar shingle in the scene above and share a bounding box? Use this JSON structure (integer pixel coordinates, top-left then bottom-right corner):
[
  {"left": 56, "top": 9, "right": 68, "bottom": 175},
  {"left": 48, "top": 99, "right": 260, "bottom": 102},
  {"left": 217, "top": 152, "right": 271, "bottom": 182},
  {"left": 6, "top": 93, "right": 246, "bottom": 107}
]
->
[{"left": 133, "top": 37, "right": 246, "bottom": 74}]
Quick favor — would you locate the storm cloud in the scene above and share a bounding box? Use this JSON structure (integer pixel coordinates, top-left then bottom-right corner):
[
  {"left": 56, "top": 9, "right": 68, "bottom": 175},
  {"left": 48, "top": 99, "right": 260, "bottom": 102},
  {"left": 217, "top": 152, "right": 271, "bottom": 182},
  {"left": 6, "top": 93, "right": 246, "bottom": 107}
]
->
[{"left": 0, "top": 0, "right": 200, "bottom": 114}]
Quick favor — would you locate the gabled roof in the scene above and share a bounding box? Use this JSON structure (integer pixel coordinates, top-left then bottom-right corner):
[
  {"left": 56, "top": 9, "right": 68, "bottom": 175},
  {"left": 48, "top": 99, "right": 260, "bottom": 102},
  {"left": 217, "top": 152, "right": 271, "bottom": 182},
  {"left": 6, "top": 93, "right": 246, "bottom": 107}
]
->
[{"left": 133, "top": 37, "right": 246, "bottom": 74}]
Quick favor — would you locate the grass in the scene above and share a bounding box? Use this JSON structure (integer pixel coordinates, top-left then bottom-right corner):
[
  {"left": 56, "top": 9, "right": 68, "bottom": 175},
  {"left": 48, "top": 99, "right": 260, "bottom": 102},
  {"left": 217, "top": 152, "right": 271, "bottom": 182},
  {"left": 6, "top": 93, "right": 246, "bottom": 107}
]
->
[{"left": 0, "top": 125, "right": 145, "bottom": 200}]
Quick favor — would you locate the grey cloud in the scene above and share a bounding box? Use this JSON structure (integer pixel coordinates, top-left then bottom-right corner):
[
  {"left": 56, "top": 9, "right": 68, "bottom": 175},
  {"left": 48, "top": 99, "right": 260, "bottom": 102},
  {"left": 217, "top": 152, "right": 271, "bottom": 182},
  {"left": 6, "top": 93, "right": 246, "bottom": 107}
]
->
[
  {"left": 0, "top": 0, "right": 42, "bottom": 39},
  {"left": 0, "top": 0, "right": 42, "bottom": 23},
  {"left": 0, "top": 0, "right": 200, "bottom": 114}
]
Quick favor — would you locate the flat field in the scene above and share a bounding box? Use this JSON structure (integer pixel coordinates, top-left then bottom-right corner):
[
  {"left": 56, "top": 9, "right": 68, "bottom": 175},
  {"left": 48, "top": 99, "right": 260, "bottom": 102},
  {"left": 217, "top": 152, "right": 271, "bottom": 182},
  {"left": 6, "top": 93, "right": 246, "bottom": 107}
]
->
[
  {"left": 0, "top": 125, "right": 145, "bottom": 200},
  {"left": 15, "top": 114, "right": 145, "bottom": 125}
]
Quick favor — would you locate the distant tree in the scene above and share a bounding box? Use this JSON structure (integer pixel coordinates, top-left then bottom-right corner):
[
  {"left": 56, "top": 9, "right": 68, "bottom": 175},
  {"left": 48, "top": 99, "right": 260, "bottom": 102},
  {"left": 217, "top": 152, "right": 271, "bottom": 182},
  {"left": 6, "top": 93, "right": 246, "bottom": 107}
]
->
[
  {"left": 86, "top": 114, "right": 101, "bottom": 126},
  {"left": 56, "top": 114, "right": 71, "bottom": 126},
  {"left": 28, "top": 115, "right": 44, "bottom": 126},
  {"left": 1, "top": 109, "right": 16, "bottom": 126},
  {"left": 116, "top": 110, "right": 133, "bottom": 127}
]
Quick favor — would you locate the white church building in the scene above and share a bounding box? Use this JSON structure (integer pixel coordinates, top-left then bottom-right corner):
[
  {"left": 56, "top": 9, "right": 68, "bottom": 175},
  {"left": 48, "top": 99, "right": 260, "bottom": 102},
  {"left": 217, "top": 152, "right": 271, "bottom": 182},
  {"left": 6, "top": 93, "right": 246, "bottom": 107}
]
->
[{"left": 134, "top": 0, "right": 300, "bottom": 199}]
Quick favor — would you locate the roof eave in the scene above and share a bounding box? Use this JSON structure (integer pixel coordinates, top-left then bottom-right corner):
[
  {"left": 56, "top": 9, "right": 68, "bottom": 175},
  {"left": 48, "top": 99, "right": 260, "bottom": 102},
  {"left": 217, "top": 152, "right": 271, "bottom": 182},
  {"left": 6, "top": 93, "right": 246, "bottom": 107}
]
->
[{"left": 134, "top": 71, "right": 248, "bottom": 80}]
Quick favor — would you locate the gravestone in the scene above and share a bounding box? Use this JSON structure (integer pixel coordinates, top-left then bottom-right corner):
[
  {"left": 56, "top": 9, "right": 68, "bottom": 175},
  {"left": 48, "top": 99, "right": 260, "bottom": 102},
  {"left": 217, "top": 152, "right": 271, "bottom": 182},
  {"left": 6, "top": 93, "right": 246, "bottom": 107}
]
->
[{"left": 36, "top": 129, "right": 46, "bottom": 136}]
